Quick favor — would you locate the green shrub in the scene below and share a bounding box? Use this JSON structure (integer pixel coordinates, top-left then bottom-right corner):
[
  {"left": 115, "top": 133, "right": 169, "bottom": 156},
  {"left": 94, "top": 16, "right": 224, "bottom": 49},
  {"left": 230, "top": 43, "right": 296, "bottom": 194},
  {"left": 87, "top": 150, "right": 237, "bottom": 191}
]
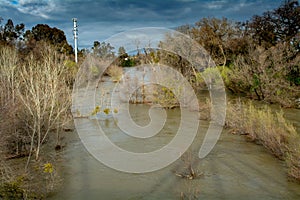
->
[{"left": 0, "top": 178, "right": 24, "bottom": 200}]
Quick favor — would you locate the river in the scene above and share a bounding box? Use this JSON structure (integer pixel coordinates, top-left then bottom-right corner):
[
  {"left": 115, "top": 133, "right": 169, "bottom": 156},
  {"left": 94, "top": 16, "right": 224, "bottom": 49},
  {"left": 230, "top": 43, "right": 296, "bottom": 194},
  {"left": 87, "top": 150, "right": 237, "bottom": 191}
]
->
[{"left": 50, "top": 102, "right": 300, "bottom": 199}]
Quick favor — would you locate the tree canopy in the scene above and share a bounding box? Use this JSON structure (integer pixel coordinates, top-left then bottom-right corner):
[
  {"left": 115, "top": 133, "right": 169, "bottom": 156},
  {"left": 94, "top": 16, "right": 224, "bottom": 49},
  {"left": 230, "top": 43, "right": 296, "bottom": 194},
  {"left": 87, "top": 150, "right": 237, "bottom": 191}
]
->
[
  {"left": 0, "top": 18, "right": 25, "bottom": 45},
  {"left": 92, "top": 41, "right": 115, "bottom": 59},
  {"left": 0, "top": 19, "right": 73, "bottom": 55},
  {"left": 246, "top": 0, "right": 300, "bottom": 49},
  {"left": 24, "top": 24, "right": 73, "bottom": 55}
]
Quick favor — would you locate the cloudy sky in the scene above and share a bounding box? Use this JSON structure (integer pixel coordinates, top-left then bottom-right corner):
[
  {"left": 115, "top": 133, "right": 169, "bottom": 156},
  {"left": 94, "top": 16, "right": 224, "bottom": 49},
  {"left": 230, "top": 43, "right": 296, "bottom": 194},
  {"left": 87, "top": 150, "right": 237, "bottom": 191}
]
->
[{"left": 0, "top": 0, "right": 285, "bottom": 49}]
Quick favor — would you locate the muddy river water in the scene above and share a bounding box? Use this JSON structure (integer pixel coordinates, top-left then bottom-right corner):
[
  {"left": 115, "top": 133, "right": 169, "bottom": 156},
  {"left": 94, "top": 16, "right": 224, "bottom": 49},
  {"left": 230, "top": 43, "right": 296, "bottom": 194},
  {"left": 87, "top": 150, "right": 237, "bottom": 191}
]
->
[{"left": 50, "top": 100, "right": 300, "bottom": 199}]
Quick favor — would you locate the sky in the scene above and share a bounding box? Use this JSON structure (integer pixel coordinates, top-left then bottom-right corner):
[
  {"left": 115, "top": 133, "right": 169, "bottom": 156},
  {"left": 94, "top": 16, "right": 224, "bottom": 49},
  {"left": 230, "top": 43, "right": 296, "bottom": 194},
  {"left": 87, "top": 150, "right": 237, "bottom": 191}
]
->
[{"left": 0, "top": 0, "right": 286, "bottom": 49}]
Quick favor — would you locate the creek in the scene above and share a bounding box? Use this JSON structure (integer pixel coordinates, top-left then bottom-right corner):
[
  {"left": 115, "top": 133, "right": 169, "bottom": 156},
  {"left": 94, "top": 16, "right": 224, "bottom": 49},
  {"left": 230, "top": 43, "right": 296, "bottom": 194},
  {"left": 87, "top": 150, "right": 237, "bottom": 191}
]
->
[{"left": 51, "top": 102, "right": 300, "bottom": 199}]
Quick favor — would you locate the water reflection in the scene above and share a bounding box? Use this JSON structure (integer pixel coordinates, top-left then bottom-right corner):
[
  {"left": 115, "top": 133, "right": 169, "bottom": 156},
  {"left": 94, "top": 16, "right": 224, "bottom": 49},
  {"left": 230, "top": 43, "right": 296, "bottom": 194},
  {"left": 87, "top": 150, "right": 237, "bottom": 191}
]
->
[{"left": 51, "top": 104, "right": 300, "bottom": 200}]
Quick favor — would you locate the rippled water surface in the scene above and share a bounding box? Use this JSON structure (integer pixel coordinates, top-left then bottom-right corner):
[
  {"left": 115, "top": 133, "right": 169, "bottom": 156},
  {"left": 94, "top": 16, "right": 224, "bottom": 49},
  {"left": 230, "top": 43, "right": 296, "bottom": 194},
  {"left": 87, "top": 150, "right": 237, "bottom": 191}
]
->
[{"left": 50, "top": 102, "right": 300, "bottom": 200}]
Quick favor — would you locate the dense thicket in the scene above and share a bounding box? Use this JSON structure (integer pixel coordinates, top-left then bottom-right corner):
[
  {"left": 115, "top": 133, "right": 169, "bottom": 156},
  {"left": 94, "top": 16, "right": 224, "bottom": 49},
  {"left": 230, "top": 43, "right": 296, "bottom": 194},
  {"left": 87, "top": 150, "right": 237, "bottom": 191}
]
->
[{"left": 173, "top": 0, "right": 300, "bottom": 106}]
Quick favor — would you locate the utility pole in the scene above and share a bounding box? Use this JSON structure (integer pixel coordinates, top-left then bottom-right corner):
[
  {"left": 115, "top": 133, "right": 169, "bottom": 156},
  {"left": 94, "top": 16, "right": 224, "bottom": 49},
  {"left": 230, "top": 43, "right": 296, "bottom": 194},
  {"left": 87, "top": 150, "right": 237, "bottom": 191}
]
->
[{"left": 72, "top": 18, "right": 78, "bottom": 63}]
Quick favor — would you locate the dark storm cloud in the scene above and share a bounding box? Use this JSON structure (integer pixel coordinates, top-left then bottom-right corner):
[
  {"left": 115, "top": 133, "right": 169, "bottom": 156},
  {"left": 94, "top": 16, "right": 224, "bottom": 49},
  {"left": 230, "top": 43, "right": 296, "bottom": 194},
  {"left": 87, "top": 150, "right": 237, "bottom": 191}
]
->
[{"left": 0, "top": 0, "right": 284, "bottom": 48}]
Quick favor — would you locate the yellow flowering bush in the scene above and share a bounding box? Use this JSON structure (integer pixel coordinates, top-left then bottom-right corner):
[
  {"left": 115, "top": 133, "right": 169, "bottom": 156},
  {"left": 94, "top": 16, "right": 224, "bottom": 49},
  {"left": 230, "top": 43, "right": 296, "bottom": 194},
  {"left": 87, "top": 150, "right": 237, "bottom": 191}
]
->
[
  {"left": 91, "top": 106, "right": 101, "bottom": 116},
  {"left": 103, "top": 108, "right": 110, "bottom": 115},
  {"left": 43, "top": 163, "right": 54, "bottom": 174}
]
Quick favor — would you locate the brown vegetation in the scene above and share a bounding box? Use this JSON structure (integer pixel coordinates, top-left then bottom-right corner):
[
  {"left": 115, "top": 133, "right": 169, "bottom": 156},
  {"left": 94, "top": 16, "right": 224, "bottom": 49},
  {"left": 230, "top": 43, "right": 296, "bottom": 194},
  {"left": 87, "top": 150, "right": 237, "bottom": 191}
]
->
[
  {"left": 106, "top": 65, "right": 123, "bottom": 82},
  {"left": 176, "top": 0, "right": 300, "bottom": 107},
  {"left": 226, "top": 99, "right": 300, "bottom": 181},
  {"left": 174, "top": 151, "right": 203, "bottom": 180},
  {"left": 174, "top": 151, "right": 202, "bottom": 200},
  {"left": 0, "top": 43, "right": 73, "bottom": 198},
  {"left": 226, "top": 43, "right": 300, "bottom": 107}
]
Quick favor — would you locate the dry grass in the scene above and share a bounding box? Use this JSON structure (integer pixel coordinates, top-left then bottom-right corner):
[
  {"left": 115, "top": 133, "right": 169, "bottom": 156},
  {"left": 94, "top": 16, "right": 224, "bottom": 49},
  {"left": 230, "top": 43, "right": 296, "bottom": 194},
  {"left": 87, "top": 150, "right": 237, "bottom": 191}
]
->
[
  {"left": 179, "top": 181, "right": 201, "bottom": 200},
  {"left": 106, "top": 65, "right": 123, "bottom": 82},
  {"left": 198, "top": 97, "right": 212, "bottom": 120},
  {"left": 174, "top": 151, "right": 203, "bottom": 180},
  {"left": 0, "top": 158, "right": 13, "bottom": 185},
  {"left": 226, "top": 99, "right": 300, "bottom": 181},
  {"left": 174, "top": 151, "right": 202, "bottom": 200}
]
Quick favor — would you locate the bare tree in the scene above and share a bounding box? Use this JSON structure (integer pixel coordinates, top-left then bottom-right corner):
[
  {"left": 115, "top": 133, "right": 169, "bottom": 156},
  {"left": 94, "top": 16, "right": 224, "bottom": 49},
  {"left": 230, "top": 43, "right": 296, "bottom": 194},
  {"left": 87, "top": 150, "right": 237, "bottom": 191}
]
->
[
  {"left": 16, "top": 43, "right": 71, "bottom": 169},
  {"left": 0, "top": 45, "right": 18, "bottom": 107}
]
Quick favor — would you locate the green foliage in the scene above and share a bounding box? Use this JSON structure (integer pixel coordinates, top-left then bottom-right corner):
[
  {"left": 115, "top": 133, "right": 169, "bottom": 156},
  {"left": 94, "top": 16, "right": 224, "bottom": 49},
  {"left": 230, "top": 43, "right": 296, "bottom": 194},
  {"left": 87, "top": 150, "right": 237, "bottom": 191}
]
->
[
  {"left": 120, "top": 57, "right": 136, "bottom": 67},
  {"left": 64, "top": 59, "right": 77, "bottom": 69},
  {"left": 153, "top": 86, "right": 180, "bottom": 109},
  {"left": 30, "top": 24, "right": 64, "bottom": 43},
  {"left": 0, "top": 177, "right": 24, "bottom": 200},
  {"left": 287, "top": 65, "right": 300, "bottom": 86},
  {"left": 149, "top": 51, "right": 160, "bottom": 63},
  {"left": 90, "top": 65, "right": 100, "bottom": 76},
  {"left": 218, "top": 66, "right": 231, "bottom": 86},
  {"left": 195, "top": 67, "right": 224, "bottom": 89},
  {"left": 64, "top": 60, "right": 78, "bottom": 87},
  {"left": 251, "top": 74, "right": 261, "bottom": 92},
  {"left": 117, "top": 46, "right": 136, "bottom": 67}
]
